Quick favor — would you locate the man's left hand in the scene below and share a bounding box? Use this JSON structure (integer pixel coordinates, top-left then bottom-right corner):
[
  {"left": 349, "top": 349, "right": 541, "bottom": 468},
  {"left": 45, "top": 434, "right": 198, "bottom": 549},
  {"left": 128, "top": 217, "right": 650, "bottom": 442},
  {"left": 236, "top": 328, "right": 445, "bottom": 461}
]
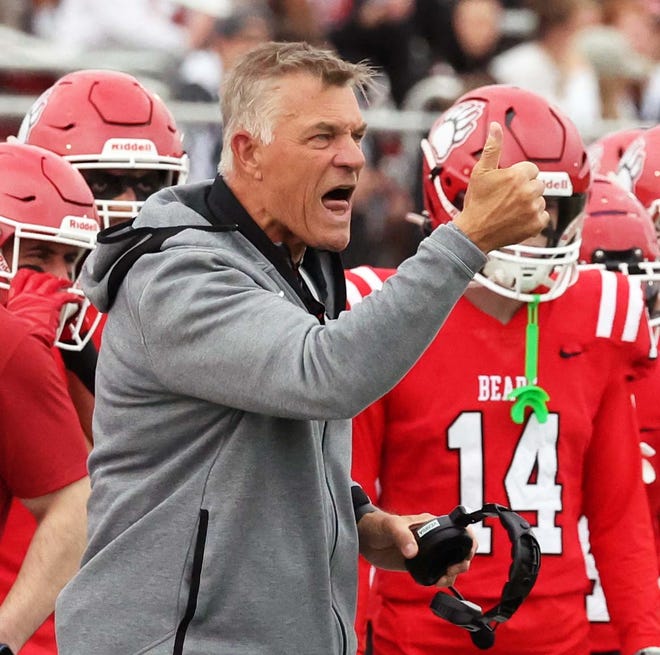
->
[{"left": 357, "top": 509, "right": 477, "bottom": 587}]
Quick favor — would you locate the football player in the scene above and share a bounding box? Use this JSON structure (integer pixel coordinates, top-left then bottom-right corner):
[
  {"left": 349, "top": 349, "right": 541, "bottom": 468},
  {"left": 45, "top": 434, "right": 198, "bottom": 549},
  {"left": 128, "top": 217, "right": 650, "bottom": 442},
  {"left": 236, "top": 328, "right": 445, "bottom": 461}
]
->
[
  {"left": 577, "top": 174, "right": 660, "bottom": 655},
  {"left": 587, "top": 127, "right": 646, "bottom": 177},
  {"left": 617, "top": 125, "right": 660, "bottom": 235},
  {"left": 0, "top": 143, "right": 100, "bottom": 351},
  {"left": 347, "top": 85, "right": 660, "bottom": 655},
  {"left": 16, "top": 68, "right": 189, "bottom": 230},
  {"left": 2, "top": 69, "right": 187, "bottom": 655},
  {"left": 0, "top": 141, "right": 95, "bottom": 655},
  {"left": 15, "top": 68, "right": 189, "bottom": 357},
  {"left": 6, "top": 68, "right": 188, "bottom": 654}
]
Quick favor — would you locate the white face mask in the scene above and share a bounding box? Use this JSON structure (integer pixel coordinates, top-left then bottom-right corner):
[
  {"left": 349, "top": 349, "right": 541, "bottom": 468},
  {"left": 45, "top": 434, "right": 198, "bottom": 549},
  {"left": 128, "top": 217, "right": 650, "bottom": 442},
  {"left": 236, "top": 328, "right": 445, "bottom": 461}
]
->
[
  {"left": 477, "top": 239, "right": 581, "bottom": 303},
  {"left": 482, "top": 257, "right": 555, "bottom": 294}
]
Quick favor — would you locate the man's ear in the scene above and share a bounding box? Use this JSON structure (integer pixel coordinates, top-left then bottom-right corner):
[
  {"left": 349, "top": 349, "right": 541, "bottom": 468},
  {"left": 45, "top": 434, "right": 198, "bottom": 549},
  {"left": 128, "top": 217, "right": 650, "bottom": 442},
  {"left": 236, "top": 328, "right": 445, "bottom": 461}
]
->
[{"left": 231, "top": 132, "right": 263, "bottom": 181}]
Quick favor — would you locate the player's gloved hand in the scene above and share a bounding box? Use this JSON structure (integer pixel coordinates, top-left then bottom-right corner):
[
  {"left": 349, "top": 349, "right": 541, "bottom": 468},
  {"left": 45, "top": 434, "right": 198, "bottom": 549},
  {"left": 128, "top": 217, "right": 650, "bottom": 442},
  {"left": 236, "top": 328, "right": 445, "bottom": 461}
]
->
[
  {"left": 6, "top": 268, "right": 82, "bottom": 347},
  {"left": 633, "top": 649, "right": 660, "bottom": 654}
]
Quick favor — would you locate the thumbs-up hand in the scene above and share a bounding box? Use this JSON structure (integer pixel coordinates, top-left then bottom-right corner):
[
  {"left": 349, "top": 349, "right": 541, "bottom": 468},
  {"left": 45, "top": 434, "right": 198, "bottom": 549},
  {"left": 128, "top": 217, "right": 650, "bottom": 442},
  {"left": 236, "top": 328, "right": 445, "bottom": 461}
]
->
[{"left": 453, "top": 122, "right": 549, "bottom": 253}]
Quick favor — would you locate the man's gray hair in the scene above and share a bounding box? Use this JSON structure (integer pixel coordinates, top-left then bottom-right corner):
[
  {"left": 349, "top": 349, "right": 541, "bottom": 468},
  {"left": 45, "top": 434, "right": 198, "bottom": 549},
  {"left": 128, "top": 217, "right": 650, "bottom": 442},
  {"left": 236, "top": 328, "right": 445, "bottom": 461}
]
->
[{"left": 218, "top": 41, "right": 374, "bottom": 175}]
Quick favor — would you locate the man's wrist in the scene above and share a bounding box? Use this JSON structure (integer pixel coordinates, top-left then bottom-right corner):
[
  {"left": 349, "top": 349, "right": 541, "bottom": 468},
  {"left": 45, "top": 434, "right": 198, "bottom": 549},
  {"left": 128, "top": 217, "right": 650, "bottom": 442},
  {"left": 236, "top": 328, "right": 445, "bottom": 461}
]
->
[
  {"left": 351, "top": 484, "right": 377, "bottom": 523},
  {"left": 355, "top": 502, "right": 377, "bottom": 523},
  {"left": 442, "top": 222, "right": 489, "bottom": 272}
]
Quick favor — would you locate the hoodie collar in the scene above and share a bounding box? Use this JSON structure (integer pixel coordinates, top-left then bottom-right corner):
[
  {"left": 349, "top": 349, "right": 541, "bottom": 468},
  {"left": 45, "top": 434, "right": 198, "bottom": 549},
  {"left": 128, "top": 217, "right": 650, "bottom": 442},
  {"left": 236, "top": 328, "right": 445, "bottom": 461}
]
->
[{"left": 206, "top": 176, "right": 346, "bottom": 322}]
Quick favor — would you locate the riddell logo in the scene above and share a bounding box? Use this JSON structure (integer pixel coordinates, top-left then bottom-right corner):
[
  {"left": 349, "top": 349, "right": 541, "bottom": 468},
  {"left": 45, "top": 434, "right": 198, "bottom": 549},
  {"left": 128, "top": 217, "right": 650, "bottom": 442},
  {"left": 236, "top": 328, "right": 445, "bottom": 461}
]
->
[
  {"left": 102, "top": 139, "right": 157, "bottom": 156},
  {"left": 61, "top": 216, "right": 99, "bottom": 233},
  {"left": 537, "top": 172, "right": 573, "bottom": 197}
]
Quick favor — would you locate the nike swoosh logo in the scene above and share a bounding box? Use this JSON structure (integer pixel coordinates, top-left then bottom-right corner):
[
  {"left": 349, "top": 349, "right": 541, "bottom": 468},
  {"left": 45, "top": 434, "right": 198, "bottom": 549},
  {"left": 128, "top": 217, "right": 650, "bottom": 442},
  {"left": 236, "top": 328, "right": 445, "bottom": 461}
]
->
[{"left": 559, "top": 349, "right": 583, "bottom": 359}]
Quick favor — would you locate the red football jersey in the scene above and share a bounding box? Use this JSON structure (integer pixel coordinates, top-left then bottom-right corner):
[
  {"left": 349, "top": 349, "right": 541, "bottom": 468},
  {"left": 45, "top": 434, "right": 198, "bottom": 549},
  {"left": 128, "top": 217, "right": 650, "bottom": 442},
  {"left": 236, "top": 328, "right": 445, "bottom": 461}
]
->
[
  {"left": 632, "top": 366, "right": 660, "bottom": 563},
  {"left": 0, "top": 502, "right": 56, "bottom": 655},
  {"left": 347, "top": 266, "right": 660, "bottom": 655},
  {"left": 0, "top": 306, "right": 89, "bottom": 654},
  {"left": 576, "top": 319, "right": 660, "bottom": 653}
]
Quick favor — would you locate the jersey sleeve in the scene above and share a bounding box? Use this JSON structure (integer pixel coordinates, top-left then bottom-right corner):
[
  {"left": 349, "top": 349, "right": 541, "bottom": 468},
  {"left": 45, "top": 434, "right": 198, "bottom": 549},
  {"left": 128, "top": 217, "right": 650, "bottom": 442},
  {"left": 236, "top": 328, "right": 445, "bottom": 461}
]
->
[
  {"left": 346, "top": 265, "right": 395, "bottom": 655},
  {"left": 582, "top": 371, "right": 660, "bottom": 655},
  {"left": 0, "top": 330, "right": 89, "bottom": 500},
  {"left": 352, "top": 393, "right": 387, "bottom": 655},
  {"left": 344, "top": 266, "right": 395, "bottom": 309},
  {"left": 590, "top": 270, "right": 660, "bottom": 648},
  {"left": 630, "top": 350, "right": 660, "bottom": 570},
  {"left": 589, "top": 269, "right": 657, "bottom": 380}
]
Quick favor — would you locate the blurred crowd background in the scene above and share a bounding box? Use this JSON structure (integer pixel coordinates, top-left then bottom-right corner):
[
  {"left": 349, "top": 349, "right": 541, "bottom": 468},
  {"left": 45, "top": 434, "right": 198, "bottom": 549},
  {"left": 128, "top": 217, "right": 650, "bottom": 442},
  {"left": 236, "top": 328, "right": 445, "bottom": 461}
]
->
[{"left": 1, "top": 0, "right": 659, "bottom": 267}]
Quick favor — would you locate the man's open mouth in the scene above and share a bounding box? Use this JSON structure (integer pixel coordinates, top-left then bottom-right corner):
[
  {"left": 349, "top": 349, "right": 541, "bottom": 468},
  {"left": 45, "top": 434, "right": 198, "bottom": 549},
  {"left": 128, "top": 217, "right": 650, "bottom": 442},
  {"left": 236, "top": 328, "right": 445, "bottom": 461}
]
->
[{"left": 322, "top": 185, "right": 355, "bottom": 211}]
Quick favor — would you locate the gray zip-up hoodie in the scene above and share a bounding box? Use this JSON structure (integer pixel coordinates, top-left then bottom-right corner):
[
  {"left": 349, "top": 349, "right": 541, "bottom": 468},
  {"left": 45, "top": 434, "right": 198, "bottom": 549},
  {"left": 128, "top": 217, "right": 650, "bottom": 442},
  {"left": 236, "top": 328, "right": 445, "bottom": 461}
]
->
[{"left": 55, "top": 178, "right": 486, "bottom": 655}]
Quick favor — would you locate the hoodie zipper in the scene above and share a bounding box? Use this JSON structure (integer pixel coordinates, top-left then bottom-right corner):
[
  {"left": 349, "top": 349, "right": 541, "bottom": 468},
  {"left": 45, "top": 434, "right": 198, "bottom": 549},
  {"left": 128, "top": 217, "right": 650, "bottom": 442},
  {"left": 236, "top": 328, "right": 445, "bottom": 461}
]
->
[
  {"left": 322, "top": 423, "right": 348, "bottom": 655},
  {"left": 173, "top": 508, "right": 209, "bottom": 654}
]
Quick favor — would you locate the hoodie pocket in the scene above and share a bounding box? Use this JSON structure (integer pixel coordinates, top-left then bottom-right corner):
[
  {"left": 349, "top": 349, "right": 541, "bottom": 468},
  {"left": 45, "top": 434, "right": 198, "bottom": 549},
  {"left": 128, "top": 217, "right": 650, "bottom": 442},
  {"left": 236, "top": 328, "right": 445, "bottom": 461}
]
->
[{"left": 173, "top": 508, "right": 209, "bottom": 655}]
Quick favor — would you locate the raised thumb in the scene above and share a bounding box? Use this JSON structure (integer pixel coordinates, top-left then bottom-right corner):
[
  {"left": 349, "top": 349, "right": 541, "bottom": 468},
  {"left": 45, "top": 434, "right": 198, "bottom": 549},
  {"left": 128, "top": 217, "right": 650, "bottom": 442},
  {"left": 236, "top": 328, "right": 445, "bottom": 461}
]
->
[{"left": 473, "top": 121, "right": 502, "bottom": 174}]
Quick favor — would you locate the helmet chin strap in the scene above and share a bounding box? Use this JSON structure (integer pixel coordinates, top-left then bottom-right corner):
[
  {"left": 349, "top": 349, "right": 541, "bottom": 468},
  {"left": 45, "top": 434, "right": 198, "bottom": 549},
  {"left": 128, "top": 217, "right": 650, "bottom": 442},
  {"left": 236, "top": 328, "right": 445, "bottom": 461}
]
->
[{"left": 507, "top": 295, "right": 550, "bottom": 424}]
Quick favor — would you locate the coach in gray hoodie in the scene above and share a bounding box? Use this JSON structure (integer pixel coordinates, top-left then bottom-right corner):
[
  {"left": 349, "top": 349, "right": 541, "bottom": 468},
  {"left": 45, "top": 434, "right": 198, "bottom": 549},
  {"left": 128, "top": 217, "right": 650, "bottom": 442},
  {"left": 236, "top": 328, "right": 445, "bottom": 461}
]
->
[{"left": 55, "top": 42, "right": 549, "bottom": 655}]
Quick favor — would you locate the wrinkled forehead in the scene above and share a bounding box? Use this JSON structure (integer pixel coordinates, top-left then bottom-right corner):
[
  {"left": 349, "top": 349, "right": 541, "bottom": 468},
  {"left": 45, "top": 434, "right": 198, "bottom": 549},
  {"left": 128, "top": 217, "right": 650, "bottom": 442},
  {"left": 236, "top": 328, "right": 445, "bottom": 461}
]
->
[{"left": 272, "top": 73, "right": 364, "bottom": 125}]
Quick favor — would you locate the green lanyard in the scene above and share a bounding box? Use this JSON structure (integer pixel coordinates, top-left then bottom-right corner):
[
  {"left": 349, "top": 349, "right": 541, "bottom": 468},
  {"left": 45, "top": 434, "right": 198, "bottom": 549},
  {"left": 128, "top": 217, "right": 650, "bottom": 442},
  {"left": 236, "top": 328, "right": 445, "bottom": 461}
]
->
[{"left": 507, "top": 295, "right": 550, "bottom": 424}]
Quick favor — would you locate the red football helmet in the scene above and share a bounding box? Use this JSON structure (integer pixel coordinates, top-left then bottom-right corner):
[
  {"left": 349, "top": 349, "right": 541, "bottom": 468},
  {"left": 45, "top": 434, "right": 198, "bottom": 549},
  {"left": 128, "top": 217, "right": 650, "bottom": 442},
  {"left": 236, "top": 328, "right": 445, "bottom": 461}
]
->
[
  {"left": 586, "top": 127, "right": 645, "bottom": 177},
  {"left": 0, "top": 141, "right": 102, "bottom": 350},
  {"left": 580, "top": 174, "right": 660, "bottom": 269},
  {"left": 421, "top": 84, "right": 591, "bottom": 302},
  {"left": 16, "top": 69, "right": 189, "bottom": 228},
  {"left": 580, "top": 174, "right": 660, "bottom": 342},
  {"left": 616, "top": 125, "right": 660, "bottom": 232}
]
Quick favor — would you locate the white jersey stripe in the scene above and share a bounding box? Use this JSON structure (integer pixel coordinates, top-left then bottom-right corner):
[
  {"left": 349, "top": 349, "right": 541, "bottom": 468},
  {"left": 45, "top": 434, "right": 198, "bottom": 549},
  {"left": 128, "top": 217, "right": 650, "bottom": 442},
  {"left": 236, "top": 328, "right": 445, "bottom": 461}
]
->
[
  {"left": 596, "top": 270, "right": 617, "bottom": 339},
  {"left": 345, "top": 279, "right": 364, "bottom": 308},
  {"left": 622, "top": 277, "right": 643, "bottom": 343},
  {"left": 350, "top": 266, "right": 386, "bottom": 293},
  {"left": 650, "top": 327, "right": 658, "bottom": 359}
]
